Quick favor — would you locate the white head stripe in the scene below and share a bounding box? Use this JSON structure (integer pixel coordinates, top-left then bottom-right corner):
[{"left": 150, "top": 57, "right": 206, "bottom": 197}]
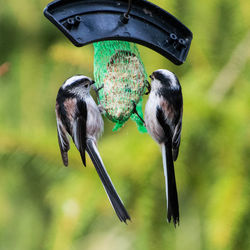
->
[{"left": 63, "top": 75, "right": 88, "bottom": 89}]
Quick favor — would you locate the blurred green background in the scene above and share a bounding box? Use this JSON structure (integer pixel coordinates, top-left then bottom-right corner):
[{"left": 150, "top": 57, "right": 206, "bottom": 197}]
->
[{"left": 0, "top": 0, "right": 250, "bottom": 249}]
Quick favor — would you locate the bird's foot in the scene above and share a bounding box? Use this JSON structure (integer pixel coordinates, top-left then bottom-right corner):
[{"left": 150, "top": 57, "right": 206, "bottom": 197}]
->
[
  {"left": 145, "top": 80, "right": 151, "bottom": 95},
  {"left": 92, "top": 83, "right": 104, "bottom": 93},
  {"left": 132, "top": 101, "right": 145, "bottom": 124},
  {"left": 92, "top": 83, "right": 104, "bottom": 104},
  {"left": 98, "top": 104, "right": 106, "bottom": 114}
]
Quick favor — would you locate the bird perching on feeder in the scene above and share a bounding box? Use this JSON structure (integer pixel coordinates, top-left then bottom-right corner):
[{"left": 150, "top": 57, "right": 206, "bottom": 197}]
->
[{"left": 44, "top": 0, "right": 193, "bottom": 131}]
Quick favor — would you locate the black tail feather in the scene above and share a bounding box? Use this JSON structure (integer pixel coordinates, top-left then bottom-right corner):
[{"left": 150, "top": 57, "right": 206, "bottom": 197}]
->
[
  {"left": 156, "top": 107, "right": 179, "bottom": 226},
  {"left": 164, "top": 142, "right": 179, "bottom": 226},
  {"left": 86, "top": 139, "right": 130, "bottom": 223}
]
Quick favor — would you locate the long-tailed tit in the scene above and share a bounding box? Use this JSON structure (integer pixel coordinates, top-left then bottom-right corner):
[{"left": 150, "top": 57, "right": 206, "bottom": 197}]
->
[
  {"left": 144, "top": 69, "right": 183, "bottom": 226},
  {"left": 55, "top": 75, "right": 130, "bottom": 223}
]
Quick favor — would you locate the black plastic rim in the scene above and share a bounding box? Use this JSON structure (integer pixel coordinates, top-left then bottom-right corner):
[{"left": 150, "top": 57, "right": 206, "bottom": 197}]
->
[{"left": 44, "top": 0, "right": 193, "bottom": 65}]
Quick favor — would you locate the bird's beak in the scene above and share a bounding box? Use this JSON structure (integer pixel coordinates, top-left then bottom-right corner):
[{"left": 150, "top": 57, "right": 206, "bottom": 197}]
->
[
  {"left": 149, "top": 75, "right": 153, "bottom": 79},
  {"left": 90, "top": 80, "right": 95, "bottom": 85}
]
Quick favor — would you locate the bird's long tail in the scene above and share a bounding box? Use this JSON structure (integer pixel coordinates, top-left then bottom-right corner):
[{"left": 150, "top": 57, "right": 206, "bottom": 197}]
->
[
  {"left": 161, "top": 142, "right": 179, "bottom": 226},
  {"left": 86, "top": 139, "right": 130, "bottom": 223}
]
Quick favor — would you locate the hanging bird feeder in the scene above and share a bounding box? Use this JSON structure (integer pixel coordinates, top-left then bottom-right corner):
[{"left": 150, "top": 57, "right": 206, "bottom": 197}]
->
[{"left": 44, "top": 0, "right": 193, "bottom": 130}]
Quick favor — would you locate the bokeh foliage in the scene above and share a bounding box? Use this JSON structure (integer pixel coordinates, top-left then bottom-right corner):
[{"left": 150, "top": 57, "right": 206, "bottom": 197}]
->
[{"left": 0, "top": 0, "right": 249, "bottom": 250}]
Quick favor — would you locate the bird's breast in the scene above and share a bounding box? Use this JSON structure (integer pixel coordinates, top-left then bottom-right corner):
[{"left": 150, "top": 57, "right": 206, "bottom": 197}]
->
[
  {"left": 145, "top": 93, "right": 165, "bottom": 143},
  {"left": 86, "top": 97, "right": 104, "bottom": 140}
]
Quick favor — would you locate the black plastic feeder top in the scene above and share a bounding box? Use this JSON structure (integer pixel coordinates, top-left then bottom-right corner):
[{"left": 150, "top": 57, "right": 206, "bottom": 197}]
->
[{"left": 44, "top": 0, "right": 193, "bottom": 65}]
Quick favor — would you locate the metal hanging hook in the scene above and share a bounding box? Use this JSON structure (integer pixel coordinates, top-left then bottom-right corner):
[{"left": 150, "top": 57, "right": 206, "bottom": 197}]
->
[
  {"left": 125, "top": 0, "right": 132, "bottom": 18},
  {"left": 121, "top": 0, "right": 132, "bottom": 24}
]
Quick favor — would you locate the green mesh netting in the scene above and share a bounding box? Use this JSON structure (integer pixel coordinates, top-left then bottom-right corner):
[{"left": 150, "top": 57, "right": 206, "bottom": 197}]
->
[{"left": 93, "top": 41, "right": 147, "bottom": 132}]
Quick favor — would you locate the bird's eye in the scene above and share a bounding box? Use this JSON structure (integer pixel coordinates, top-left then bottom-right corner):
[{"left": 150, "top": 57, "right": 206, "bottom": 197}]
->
[{"left": 84, "top": 84, "right": 88, "bottom": 88}]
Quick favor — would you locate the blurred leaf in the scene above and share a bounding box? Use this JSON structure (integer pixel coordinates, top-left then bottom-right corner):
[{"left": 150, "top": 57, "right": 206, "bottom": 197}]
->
[{"left": 0, "top": 0, "right": 249, "bottom": 250}]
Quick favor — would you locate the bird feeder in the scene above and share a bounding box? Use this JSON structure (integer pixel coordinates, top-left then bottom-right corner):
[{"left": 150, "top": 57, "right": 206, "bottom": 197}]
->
[{"left": 44, "top": 0, "right": 193, "bottom": 130}]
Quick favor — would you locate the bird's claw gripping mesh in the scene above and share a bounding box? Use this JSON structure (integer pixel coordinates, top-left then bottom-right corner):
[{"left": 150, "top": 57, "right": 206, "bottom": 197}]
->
[{"left": 93, "top": 41, "right": 147, "bottom": 132}]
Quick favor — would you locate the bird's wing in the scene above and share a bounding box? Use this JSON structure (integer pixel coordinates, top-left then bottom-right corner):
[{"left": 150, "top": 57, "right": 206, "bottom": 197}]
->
[
  {"left": 56, "top": 119, "right": 70, "bottom": 166},
  {"left": 72, "top": 100, "right": 87, "bottom": 166},
  {"left": 171, "top": 89, "right": 183, "bottom": 161},
  {"left": 172, "top": 117, "right": 182, "bottom": 161},
  {"left": 157, "top": 95, "right": 182, "bottom": 161},
  {"left": 161, "top": 88, "right": 183, "bottom": 161}
]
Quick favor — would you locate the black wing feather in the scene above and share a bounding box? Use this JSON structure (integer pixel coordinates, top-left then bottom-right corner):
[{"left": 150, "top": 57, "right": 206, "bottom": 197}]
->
[
  {"left": 172, "top": 119, "right": 182, "bottom": 161},
  {"left": 57, "top": 123, "right": 70, "bottom": 166},
  {"left": 74, "top": 100, "right": 87, "bottom": 166}
]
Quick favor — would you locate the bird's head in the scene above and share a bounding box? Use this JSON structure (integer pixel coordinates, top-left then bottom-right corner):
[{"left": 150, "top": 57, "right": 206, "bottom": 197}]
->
[
  {"left": 149, "top": 69, "right": 180, "bottom": 90},
  {"left": 62, "top": 75, "right": 95, "bottom": 95}
]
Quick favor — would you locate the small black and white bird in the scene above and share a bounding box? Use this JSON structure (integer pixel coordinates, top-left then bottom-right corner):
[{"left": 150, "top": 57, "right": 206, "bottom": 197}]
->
[
  {"left": 144, "top": 69, "right": 183, "bottom": 226},
  {"left": 55, "top": 75, "right": 130, "bottom": 223}
]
